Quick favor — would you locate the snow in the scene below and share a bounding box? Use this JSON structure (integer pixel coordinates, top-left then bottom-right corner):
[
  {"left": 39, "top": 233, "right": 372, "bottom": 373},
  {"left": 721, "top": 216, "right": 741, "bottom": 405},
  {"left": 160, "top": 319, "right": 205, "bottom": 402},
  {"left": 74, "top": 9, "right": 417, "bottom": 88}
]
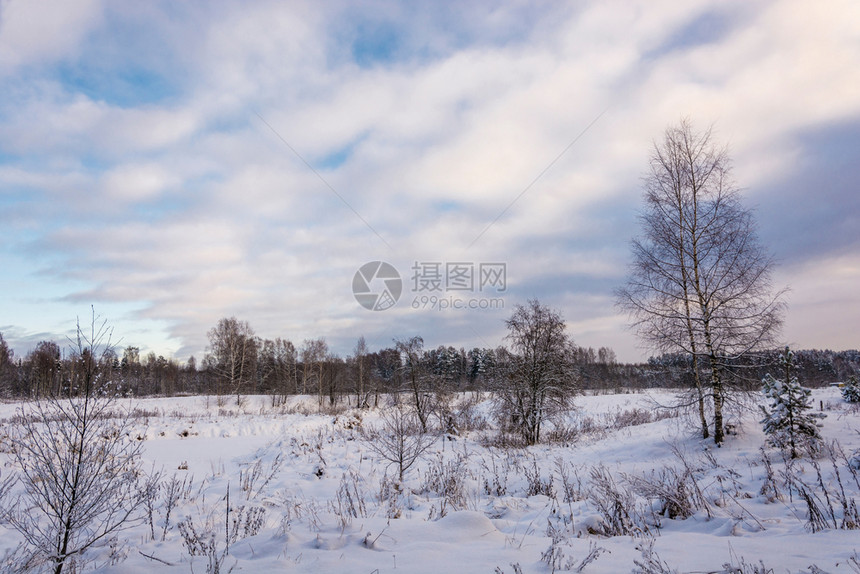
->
[{"left": 1, "top": 389, "right": 859, "bottom": 573}]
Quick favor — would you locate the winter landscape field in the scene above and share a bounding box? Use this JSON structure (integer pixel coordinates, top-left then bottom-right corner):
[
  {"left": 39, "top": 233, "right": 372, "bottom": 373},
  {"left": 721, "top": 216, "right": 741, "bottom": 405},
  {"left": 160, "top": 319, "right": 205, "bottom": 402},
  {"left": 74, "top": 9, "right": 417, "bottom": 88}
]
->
[
  {"left": 3, "top": 388, "right": 859, "bottom": 574},
  {"left": 3, "top": 1, "right": 860, "bottom": 573}
]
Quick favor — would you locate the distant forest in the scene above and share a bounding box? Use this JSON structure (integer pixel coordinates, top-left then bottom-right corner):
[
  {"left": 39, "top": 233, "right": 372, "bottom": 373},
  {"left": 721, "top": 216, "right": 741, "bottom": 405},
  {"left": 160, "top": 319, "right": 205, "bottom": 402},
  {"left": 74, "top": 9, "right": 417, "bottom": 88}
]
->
[{"left": 1, "top": 322, "right": 857, "bottom": 401}]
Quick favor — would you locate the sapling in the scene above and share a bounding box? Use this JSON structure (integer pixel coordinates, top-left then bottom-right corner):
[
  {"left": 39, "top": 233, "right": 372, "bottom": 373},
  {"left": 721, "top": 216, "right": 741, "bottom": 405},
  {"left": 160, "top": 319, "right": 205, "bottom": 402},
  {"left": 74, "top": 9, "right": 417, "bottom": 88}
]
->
[
  {"left": 6, "top": 312, "right": 146, "bottom": 574},
  {"left": 760, "top": 347, "right": 825, "bottom": 459},
  {"left": 842, "top": 375, "right": 860, "bottom": 403},
  {"left": 361, "top": 405, "right": 435, "bottom": 482}
]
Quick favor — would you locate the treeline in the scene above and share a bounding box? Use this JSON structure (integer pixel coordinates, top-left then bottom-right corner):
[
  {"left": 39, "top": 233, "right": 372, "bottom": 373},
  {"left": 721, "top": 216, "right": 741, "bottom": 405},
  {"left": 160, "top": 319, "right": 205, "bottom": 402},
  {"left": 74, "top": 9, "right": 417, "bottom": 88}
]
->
[
  {"left": 0, "top": 322, "right": 856, "bottom": 401},
  {"left": 648, "top": 349, "right": 860, "bottom": 390}
]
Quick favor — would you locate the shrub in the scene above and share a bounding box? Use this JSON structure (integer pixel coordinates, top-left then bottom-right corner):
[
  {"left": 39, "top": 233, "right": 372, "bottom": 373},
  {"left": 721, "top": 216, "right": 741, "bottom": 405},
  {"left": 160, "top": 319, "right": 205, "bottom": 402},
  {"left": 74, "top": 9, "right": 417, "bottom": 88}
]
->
[
  {"left": 361, "top": 406, "right": 435, "bottom": 482},
  {"left": 842, "top": 375, "right": 860, "bottom": 403},
  {"left": 761, "top": 348, "right": 825, "bottom": 458},
  {"left": 6, "top": 315, "right": 146, "bottom": 574},
  {"left": 587, "top": 465, "right": 646, "bottom": 536}
]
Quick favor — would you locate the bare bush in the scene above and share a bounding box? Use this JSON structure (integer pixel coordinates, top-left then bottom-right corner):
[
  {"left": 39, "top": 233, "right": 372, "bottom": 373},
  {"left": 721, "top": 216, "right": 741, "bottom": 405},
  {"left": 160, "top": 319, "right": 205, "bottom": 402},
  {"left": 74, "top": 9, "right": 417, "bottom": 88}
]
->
[
  {"left": 778, "top": 446, "right": 860, "bottom": 534},
  {"left": 629, "top": 466, "right": 705, "bottom": 520},
  {"left": 540, "top": 537, "right": 569, "bottom": 573},
  {"left": 541, "top": 526, "right": 608, "bottom": 573},
  {"left": 759, "top": 448, "right": 782, "bottom": 503},
  {"left": 587, "top": 465, "right": 646, "bottom": 536},
  {"left": 228, "top": 504, "right": 266, "bottom": 543},
  {"left": 177, "top": 516, "right": 235, "bottom": 574},
  {"left": 331, "top": 469, "right": 368, "bottom": 528},
  {"left": 481, "top": 451, "right": 511, "bottom": 497},
  {"left": 632, "top": 538, "right": 677, "bottom": 574},
  {"left": 421, "top": 452, "right": 471, "bottom": 518},
  {"left": 141, "top": 470, "right": 163, "bottom": 541},
  {"left": 540, "top": 522, "right": 572, "bottom": 574},
  {"left": 611, "top": 407, "right": 654, "bottom": 429},
  {"left": 542, "top": 414, "right": 582, "bottom": 445},
  {"left": 0, "top": 544, "right": 41, "bottom": 574},
  {"left": 479, "top": 429, "right": 528, "bottom": 450},
  {"left": 524, "top": 457, "right": 554, "bottom": 498},
  {"left": 0, "top": 468, "right": 14, "bottom": 520},
  {"left": 555, "top": 459, "right": 585, "bottom": 504},
  {"left": 824, "top": 441, "right": 860, "bottom": 529},
  {"left": 239, "top": 452, "right": 284, "bottom": 500},
  {"left": 782, "top": 460, "right": 833, "bottom": 532},
  {"left": 633, "top": 543, "right": 777, "bottom": 574},
  {"left": 361, "top": 405, "right": 436, "bottom": 482},
  {"left": 276, "top": 494, "right": 323, "bottom": 534},
  {"left": 574, "top": 415, "right": 607, "bottom": 440},
  {"left": 719, "top": 551, "right": 775, "bottom": 574},
  {"left": 451, "top": 396, "right": 490, "bottom": 432},
  {"left": 631, "top": 446, "right": 713, "bottom": 521},
  {"left": 6, "top": 313, "right": 146, "bottom": 574},
  {"left": 161, "top": 473, "right": 194, "bottom": 541},
  {"left": 377, "top": 474, "right": 408, "bottom": 520},
  {"left": 177, "top": 485, "right": 263, "bottom": 574},
  {"left": 846, "top": 551, "right": 860, "bottom": 573}
]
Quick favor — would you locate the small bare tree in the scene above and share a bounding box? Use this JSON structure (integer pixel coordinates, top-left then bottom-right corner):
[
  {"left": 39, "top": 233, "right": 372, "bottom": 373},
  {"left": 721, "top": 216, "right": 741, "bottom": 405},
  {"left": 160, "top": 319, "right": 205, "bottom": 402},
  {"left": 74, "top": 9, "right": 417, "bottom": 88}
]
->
[
  {"left": 6, "top": 311, "right": 145, "bottom": 574},
  {"left": 395, "top": 336, "right": 433, "bottom": 433},
  {"left": 362, "top": 406, "right": 436, "bottom": 482},
  {"left": 496, "top": 299, "right": 577, "bottom": 445}
]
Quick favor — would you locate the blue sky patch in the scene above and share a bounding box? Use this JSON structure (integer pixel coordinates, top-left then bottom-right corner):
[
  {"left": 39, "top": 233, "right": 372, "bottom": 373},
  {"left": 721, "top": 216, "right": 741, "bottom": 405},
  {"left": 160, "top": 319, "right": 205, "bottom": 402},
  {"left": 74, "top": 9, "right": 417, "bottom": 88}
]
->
[
  {"left": 317, "top": 145, "right": 354, "bottom": 170},
  {"left": 57, "top": 62, "right": 178, "bottom": 108},
  {"left": 351, "top": 21, "right": 401, "bottom": 67}
]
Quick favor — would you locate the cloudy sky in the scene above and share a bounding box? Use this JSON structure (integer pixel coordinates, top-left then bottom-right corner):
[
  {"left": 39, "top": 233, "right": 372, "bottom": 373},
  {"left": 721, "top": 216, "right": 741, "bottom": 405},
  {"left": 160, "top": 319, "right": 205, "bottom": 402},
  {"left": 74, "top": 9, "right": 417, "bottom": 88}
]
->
[{"left": 1, "top": 0, "right": 858, "bottom": 363}]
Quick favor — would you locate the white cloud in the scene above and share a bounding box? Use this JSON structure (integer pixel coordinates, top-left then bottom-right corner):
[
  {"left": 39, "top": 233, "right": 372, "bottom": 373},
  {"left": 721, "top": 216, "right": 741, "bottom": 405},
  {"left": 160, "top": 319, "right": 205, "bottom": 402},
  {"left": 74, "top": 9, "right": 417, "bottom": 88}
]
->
[
  {"left": 1, "top": 1, "right": 859, "bottom": 363},
  {"left": 776, "top": 254, "right": 860, "bottom": 352},
  {"left": 100, "top": 163, "right": 178, "bottom": 202},
  {"left": 0, "top": 0, "right": 103, "bottom": 72}
]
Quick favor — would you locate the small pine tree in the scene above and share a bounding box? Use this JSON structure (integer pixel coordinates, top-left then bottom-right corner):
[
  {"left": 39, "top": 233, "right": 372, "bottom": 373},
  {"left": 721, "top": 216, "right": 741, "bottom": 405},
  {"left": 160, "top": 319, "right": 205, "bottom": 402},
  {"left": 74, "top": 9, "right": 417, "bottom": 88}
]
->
[
  {"left": 842, "top": 375, "right": 860, "bottom": 403},
  {"left": 760, "top": 347, "right": 825, "bottom": 458}
]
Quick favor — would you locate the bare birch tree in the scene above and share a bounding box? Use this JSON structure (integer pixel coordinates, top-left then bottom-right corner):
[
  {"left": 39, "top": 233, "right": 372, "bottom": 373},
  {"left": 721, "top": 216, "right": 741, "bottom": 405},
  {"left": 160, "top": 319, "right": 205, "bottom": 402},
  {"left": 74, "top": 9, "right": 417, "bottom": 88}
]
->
[
  {"left": 617, "top": 119, "right": 785, "bottom": 443},
  {"left": 300, "top": 338, "right": 328, "bottom": 408},
  {"left": 353, "top": 336, "right": 369, "bottom": 408},
  {"left": 205, "top": 317, "right": 257, "bottom": 405},
  {"left": 259, "top": 337, "right": 297, "bottom": 405}
]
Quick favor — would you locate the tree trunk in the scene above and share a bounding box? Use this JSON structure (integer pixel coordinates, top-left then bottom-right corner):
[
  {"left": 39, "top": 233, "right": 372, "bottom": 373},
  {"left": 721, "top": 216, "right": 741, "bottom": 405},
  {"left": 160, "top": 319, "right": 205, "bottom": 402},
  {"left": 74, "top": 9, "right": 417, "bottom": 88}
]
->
[{"left": 711, "top": 366, "right": 724, "bottom": 444}]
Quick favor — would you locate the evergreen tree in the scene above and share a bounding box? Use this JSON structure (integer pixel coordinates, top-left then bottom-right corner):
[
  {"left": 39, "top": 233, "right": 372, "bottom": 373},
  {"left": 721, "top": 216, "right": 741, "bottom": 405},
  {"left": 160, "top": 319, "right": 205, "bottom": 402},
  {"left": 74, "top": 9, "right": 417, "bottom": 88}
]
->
[
  {"left": 841, "top": 374, "right": 860, "bottom": 403},
  {"left": 760, "top": 347, "right": 825, "bottom": 458}
]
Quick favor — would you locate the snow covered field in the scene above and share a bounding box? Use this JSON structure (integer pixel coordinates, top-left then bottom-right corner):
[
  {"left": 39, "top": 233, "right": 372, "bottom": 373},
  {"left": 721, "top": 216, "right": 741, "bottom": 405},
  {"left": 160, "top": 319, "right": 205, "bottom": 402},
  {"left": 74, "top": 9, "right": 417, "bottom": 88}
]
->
[{"left": 2, "top": 388, "right": 860, "bottom": 573}]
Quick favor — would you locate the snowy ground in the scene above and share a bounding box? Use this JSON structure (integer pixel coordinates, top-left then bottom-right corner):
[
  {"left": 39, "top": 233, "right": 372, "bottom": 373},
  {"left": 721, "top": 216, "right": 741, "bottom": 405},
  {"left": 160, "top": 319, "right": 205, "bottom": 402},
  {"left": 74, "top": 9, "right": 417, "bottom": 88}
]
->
[{"left": 2, "top": 388, "right": 860, "bottom": 573}]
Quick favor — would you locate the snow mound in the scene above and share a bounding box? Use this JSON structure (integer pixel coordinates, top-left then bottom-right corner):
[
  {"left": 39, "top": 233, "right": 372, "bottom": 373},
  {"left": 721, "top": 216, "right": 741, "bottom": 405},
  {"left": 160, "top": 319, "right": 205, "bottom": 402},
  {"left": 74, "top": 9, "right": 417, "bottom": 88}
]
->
[{"left": 436, "top": 510, "right": 499, "bottom": 539}]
